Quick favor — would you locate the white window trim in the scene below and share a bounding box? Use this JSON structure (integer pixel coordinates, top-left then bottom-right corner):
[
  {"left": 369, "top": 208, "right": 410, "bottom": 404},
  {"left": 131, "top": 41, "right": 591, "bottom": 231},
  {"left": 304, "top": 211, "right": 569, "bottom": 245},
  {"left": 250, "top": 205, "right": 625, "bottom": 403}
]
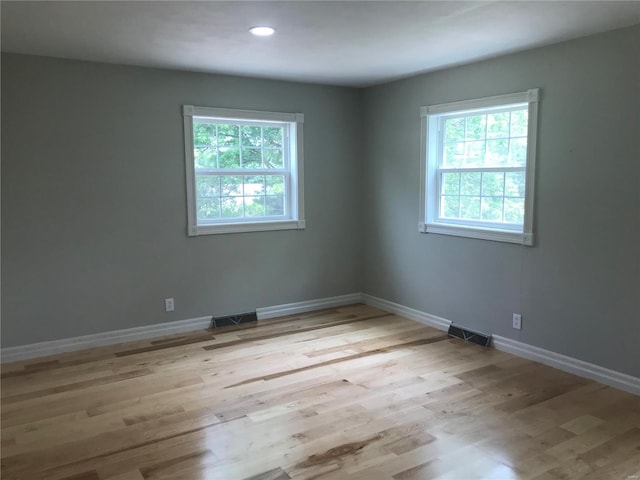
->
[
  {"left": 183, "top": 105, "right": 305, "bottom": 236},
  {"left": 418, "top": 89, "right": 539, "bottom": 246}
]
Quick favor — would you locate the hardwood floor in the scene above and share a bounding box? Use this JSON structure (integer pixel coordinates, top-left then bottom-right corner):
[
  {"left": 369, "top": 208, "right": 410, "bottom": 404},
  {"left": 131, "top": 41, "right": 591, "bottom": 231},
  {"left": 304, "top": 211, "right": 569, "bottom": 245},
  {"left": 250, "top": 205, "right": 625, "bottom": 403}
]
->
[{"left": 1, "top": 304, "right": 639, "bottom": 480}]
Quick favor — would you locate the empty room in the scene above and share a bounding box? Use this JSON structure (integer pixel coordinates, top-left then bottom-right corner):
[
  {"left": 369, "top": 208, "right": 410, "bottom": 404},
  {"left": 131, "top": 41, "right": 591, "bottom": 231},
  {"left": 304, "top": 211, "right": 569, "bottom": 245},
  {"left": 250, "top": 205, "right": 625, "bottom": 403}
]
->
[{"left": 1, "top": 1, "right": 639, "bottom": 479}]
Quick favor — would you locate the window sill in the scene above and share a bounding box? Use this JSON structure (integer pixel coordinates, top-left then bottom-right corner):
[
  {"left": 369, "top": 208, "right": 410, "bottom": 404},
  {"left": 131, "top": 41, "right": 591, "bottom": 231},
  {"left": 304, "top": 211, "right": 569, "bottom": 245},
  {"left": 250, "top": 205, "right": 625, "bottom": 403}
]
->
[
  {"left": 189, "top": 219, "right": 305, "bottom": 236},
  {"left": 419, "top": 222, "right": 533, "bottom": 246}
]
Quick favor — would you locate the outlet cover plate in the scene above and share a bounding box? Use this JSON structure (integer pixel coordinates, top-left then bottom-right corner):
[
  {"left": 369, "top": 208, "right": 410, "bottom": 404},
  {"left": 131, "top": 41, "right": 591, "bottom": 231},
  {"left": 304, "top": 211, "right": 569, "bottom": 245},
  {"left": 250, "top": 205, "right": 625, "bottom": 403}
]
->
[
  {"left": 165, "top": 298, "right": 175, "bottom": 312},
  {"left": 512, "top": 313, "right": 522, "bottom": 330}
]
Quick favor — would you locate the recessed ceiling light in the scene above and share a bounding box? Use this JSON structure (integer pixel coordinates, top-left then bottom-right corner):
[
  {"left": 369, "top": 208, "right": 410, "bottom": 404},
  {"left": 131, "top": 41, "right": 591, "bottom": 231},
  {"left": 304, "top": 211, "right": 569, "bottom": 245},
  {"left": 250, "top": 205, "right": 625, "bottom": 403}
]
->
[{"left": 249, "top": 26, "right": 275, "bottom": 37}]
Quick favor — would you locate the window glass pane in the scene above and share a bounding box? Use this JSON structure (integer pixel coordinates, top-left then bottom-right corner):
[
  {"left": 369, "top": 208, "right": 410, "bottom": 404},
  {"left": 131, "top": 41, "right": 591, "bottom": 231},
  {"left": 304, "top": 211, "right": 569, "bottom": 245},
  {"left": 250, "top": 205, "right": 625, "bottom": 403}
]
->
[
  {"left": 486, "top": 139, "right": 509, "bottom": 165},
  {"left": 460, "top": 196, "right": 481, "bottom": 220},
  {"left": 264, "top": 149, "right": 283, "bottom": 169},
  {"left": 194, "top": 147, "right": 217, "bottom": 168},
  {"left": 193, "top": 123, "right": 217, "bottom": 146},
  {"left": 266, "top": 176, "right": 285, "bottom": 195},
  {"left": 504, "top": 198, "right": 525, "bottom": 224},
  {"left": 444, "top": 117, "right": 465, "bottom": 143},
  {"left": 266, "top": 195, "right": 285, "bottom": 216},
  {"left": 481, "top": 172, "right": 504, "bottom": 196},
  {"left": 481, "top": 197, "right": 503, "bottom": 221},
  {"left": 441, "top": 173, "right": 460, "bottom": 195},
  {"left": 441, "top": 195, "right": 459, "bottom": 218},
  {"left": 218, "top": 124, "right": 239, "bottom": 147},
  {"left": 460, "top": 172, "right": 481, "bottom": 195},
  {"left": 443, "top": 142, "right": 464, "bottom": 167},
  {"left": 263, "top": 127, "right": 283, "bottom": 147},
  {"left": 221, "top": 197, "right": 243, "bottom": 218},
  {"left": 510, "top": 110, "right": 528, "bottom": 137},
  {"left": 509, "top": 138, "right": 527, "bottom": 165},
  {"left": 196, "top": 176, "right": 220, "bottom": 197},
  {"left": 241, "top": 126, "right": 262, "bottom": 147},
  {"left": 487, "top": 112, "right": 509, "bottom": 139},
  {"left": 244, "top": 176, "right": 265, "bottom": 196},
  {"left": 464, "top": 141, "right": 485, "bottom": 166},
  {"left": 196, "top": 198, "right": 220, "bottom": 220},
  {"left": 221, "top": 175, "right": 242, "bottom": 196},
  {"left": 242, "top": 148, "right": 263, "bottom": 169},
  {"left": 505, "top": 172, "right": 526, "bottom": 197},
  {"left": 465, "top": 115, "right": 486, "bottom": 140},
  {"left": 219, "top": 147, "right": 241, "bottom": 168},
  {"left": 244, "top": 196, "right": 266, "bottom": 217}
]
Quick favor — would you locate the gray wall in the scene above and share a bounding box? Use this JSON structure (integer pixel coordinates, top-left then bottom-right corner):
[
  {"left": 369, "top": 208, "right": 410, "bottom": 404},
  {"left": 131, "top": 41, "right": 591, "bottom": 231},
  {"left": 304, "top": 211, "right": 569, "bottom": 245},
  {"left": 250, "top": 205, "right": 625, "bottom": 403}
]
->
[
  {"left": 362, "top": 25, "right": 640, "bottom": 377},
  {"left": 2, "top": 26, "right": 639, "bottom": 378},
  {"left": 1, "top": 54, "right": 363, "bottom": 347}
]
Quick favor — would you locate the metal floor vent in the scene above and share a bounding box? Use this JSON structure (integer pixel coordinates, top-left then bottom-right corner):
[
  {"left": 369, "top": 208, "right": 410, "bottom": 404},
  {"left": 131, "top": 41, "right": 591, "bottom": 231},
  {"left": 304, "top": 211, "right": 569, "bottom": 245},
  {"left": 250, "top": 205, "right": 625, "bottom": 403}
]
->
[
  {"left": 211, "top": 311, "right": 258, "bottom": 328},
  {"left": 447, "top": 324, "right": 491, "bottom": 347}
]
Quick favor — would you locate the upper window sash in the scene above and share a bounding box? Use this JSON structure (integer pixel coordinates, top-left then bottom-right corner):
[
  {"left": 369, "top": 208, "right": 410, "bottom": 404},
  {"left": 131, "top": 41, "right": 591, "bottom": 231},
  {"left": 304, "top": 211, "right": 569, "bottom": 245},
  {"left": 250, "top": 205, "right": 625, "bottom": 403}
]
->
[
  {"left": 195, "top": 168, "right": 290, "bottom": 175},
  {"left": 434, "top": 103, "right": 527, "bottom": 122},
  {"left": 193, "top": 118, "right": 287, "bottom": 131},
  {"left": 437, "top": 166, "right": 526, "bottom": 174}
]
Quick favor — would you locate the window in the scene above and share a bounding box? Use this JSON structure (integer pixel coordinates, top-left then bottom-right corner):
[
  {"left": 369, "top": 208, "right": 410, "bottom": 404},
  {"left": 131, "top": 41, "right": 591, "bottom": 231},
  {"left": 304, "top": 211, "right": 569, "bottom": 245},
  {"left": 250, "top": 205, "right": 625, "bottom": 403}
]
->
[
  {"left": 419, "top": 89, "right": 539, "bottom": 245},
  {"left": 183, "top": 106, "right": 305, "bottom": 235}
]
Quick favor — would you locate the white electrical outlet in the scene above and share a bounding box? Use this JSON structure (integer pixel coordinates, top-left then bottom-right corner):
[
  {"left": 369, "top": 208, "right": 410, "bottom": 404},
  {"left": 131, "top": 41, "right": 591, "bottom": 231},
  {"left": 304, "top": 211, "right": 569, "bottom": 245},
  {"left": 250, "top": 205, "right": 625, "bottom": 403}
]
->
[
  {"left": 165, "top": 298, "right": 175, "bottom": 312},
  {"left": 512, "top": 313, "right": 522, "bottom": 330}
]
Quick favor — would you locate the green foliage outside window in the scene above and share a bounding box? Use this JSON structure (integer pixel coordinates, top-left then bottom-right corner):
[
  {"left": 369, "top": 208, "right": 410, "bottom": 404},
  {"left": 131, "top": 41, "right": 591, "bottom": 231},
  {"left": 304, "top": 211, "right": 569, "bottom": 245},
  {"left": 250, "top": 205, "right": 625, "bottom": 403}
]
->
[
  {"left": 193, "top": 121, "right": 287, "bottom": 221},
  {"left": 439, "top": 107, "right": 528, "bottom": 225}
]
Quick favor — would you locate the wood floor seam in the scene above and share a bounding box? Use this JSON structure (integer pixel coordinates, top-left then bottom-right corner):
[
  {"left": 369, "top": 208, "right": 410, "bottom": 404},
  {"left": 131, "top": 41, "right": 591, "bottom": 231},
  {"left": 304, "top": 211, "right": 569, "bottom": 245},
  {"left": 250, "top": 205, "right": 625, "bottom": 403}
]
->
[
  {"left": 202, "top": 313, "right": 394, "bottom": 352},
  {"left": 225, "top": 335, "right": 450, "bottom": 389}
]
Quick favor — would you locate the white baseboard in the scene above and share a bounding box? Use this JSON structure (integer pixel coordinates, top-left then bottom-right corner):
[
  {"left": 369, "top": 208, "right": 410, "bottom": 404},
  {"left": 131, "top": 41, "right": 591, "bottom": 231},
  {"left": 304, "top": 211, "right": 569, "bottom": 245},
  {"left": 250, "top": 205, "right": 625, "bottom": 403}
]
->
[
  {"left": 360, "top": 294, "right": 639, "bottom": 396},
  {"left": 492, "top": 335, "right": 640, "bottom": 396},
  {"left": 3, "top": 292, "right": 639, "bottom": 396},
  {"left": 1, "top": 293, "right": 362, "bottom": 363},
  {"left": 1, "top": 316, "right": 212, "bottom": 363},
  {"left": 256, "top": 293, "right": 362, "bottom": 320},
  {"left": 360, "top": 294, "right": 451, "bottom": 331}
]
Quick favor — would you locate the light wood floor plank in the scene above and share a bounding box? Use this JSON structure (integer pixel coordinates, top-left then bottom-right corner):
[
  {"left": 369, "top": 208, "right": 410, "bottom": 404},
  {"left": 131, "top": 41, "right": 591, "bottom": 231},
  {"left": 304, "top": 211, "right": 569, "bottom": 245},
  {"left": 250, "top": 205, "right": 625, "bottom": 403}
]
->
[{"left": 2, "top": 304, "right": 638, "bottom": 479}]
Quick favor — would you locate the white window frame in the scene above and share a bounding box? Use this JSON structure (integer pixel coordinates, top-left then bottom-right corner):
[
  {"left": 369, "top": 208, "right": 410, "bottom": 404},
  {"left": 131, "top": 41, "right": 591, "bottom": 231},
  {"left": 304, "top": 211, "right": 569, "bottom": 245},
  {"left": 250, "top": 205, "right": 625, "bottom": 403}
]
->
[
  {"left": 419, "top": 89, "right": 539, "bottom": 246},
  {"left": 183, "top": 105, "right": 305, "bottom": 236}
]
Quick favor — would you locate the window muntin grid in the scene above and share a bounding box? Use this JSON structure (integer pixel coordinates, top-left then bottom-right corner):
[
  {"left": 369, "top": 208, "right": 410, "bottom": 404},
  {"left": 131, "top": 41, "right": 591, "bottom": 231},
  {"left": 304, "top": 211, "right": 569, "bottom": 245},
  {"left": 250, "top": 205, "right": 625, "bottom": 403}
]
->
[
  {"left": 436, "top": 105, "right": 528, "bottom": 231},
  {"left": 192, "top": 119, "right": 290, "bottom": 224}
]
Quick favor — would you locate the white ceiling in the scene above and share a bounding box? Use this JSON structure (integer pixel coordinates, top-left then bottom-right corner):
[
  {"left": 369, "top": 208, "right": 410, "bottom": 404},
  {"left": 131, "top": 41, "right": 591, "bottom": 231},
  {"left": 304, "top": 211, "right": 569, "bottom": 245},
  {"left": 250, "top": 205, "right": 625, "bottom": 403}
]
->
[{"left": 1, "top": 1, "right": 639, "bottom": 87}]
